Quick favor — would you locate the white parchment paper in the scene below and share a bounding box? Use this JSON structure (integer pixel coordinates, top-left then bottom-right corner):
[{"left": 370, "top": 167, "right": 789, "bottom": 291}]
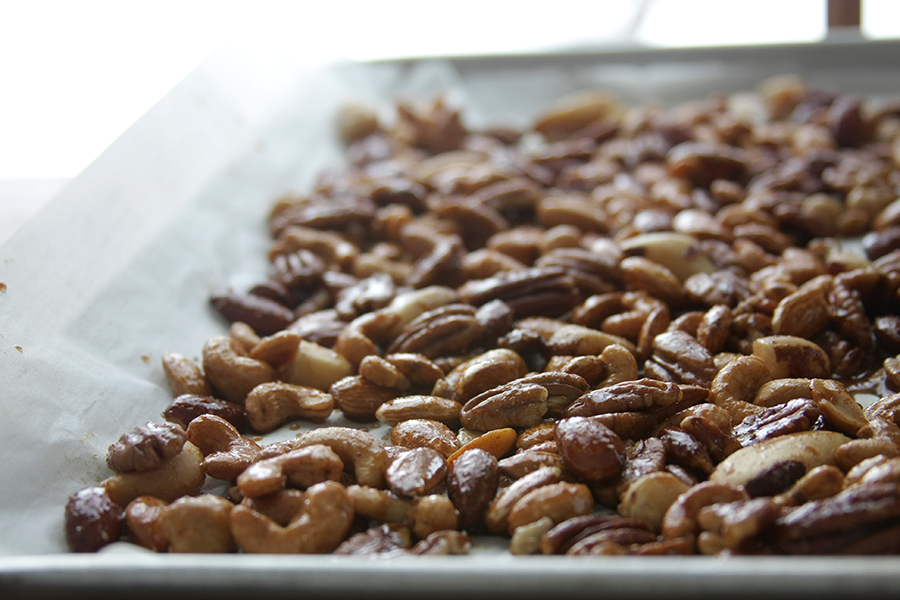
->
[{"left": 1, "top": 39, "right": 900, "bottom": 595}]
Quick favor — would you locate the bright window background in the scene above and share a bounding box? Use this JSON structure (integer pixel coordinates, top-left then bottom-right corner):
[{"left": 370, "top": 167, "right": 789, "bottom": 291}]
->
[{"left": 0, "top": 0, "right": 898, "bottom": 242}]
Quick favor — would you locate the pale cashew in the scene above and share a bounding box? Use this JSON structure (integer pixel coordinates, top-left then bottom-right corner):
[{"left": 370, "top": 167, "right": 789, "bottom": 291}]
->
[
  {"left": 158, "top": 495, "right": 236, "bottom": 553},
  {"left": 241, "top": 489, "right": 306, "bottom": 527},
  {"left": 101, "top": 442, "right": 205, "bottom": 506},
  {"left": 125, "top": 496, "right": 169, "bottom": 552},
  {"left": 202, "top": 335, "right": 277, "bottom": 405},
  {"left": 244, "top": 382, "right": 334, "bottom": 433},
  {"left": 661, "top": 481, "right": 748, "bottom": 543},
  {"left": 279, "top": 339, "right": 354, "bottom": 391},
  {"left": 236, "top": 445, "right": 343, "bottom": 498},
  {"left": 187, "top": 414, "right": 260, "bottom": 482},
  {"left": 248, "top": 330, "right": 302, "bottom": 370},
  {"left": 347, "top": 485, "right": 411, "bottom": 524},
  {"left": 509, "top": 516, "right": 555, "bottom": 556},
  {"left": 295, "top": 427, "right": 389, "bottom": 488},
  {"left": 230, "top": 481, "right": 353, "bottom": 554},
  {"left": 619, "top": 472, "right": 691, "bottom": 532},
  {"left": 596, "top": 343, "right": 639, "bottom": 387},
  {"left": 753, "top": 378, "right": 814, "bottom": 407},
  {"left": 229, "top": 321, "right": 261, "bottom": 353},
  {"left": 410, "top": 495, "right": 458, "bottom": 540},
  {"left": 709, "top": 355, "right": 768, "bottom": 422}
]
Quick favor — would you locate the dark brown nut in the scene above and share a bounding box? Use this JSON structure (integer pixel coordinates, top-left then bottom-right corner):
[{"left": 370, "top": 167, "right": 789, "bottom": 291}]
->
[
  {"left": 386, "top": 447, "right": 447, "bottom": 497},
  {"left": 852, "top": 456, "right": 900, "bottom": 486},
  {"left": 591, "top": 412, "right": 658, "bottom": 440},
  {"left": 359, "top": 355, "right": 411, "bottom": 391},
  {"left": 209, "top": 290, "right": 295, "bottom": 336},
  {"left": 733, "top": 398, "right": 822, "bottom": 446},
  {"left": 334, "top": 271, "right": 396, "bottom": 319},
  {"left": 125, "top": 496, "right": 169, "bottom": 552},
  {"left": 158, "top": 495, "right": 235, "bottom": 553},
  {"left": 387, "top": 304, "right": 484, "bottom": 359},
  {"left": 329, "top": 375, "right": 397, "bottom": 422},
  {"left": 458, "top": 266, "right": 581, "bottom": 319},
  {"left": 390, "top": 419, "right": 460, "bottom": 458},
  {"left": 680, "top": 415, "right": 742, "bottom": 462},
  {"left": 752, "top": 335, "right": 830, "bottom": 379},
  {"left": 507, "top": 482, "right": 594, "bottom": 534},
  {"left": 334, "top": 523, "right": 411, "bottom": 556},
  {"left": 777, "top": 465, "right": 845, "bottom": 505},
  {"left": 106, "top": 422, "right": 187, "bottom": 473},
  {"left": 649, "top": 330, "right": 717, "bottom": 387},
  {"left": 447, "top": 449, "right": 500, "bottom": 531},
  {"left": 661, "top": 481, "right": 749, "bottom": 544},
  {"left": 161, "top": 352, "right": 212, "bottom": 397},
  {"left": 621, "top": 256, "right": 686, "bottom": 307},
  {"left": 486, "top": 466, "right": 562, "bottom": 535},
  {"left": 187, "top": 414, "right": 261, "bottom": 482},
  {"left": 744, "top": 459, "right": 807, "bottom": 498},
  {"left": 460, "top": 381, "right": 549, "bottom": 431},
  {"left": 375, "top": 395, "right": 462, "bottom": 427},
  {"left": 231, "top": 480, "right": 354, "bottom": 554},
  {"left": 240, "top": 489, "right": 306, "bottom": 527},
  {"left": 874, "top": 316, "right": 900, "bottom": 353},
  {"left": 566, "top": 378, "right": 682, "bottom": 417},
  {"left": 667, "top": 141, "right": 747, "bottom": 187},
  {"left": 163, "top": 394, "right": 247, "bottom": 431},
  {"left": 237, "top": 445, "right": 344, "bottom": 498},
  {"left": 450, "top": 348, "right": 529, "bottom": 402},
  {"left": 279, "top": 339, "right": 354, "bottom": 392},
  {"left": 865, "top": 393, "right": 900, "bottom": 425},
  {"left": 540, "top": 514, "right": 653, "bottom": 555},
  {"left": 65, "top": 487, "right": 123, "bottom": 552},
  {"left": 657, "top": 426, "right": 712, "bottom": 474},
  {"left": 244, "top": 382, "right": 334, "bottom": 432},
  {"left": 296, "top": 427, "right": 389, "bottom": 489},
  {"left": 555, "top": 416, "right": 626, "bottom": 482},
  {"left": 202, "top": 335, "right": 277, "bottom": 405},
  {"left": 773, "top": 483, "right": 900, "bottom": 554},
  {"left": 533, "top": 91, "right": 621, "bottom": 141},
  {"left": 696, "top": 305, "right": 733, "bottom": 355}
]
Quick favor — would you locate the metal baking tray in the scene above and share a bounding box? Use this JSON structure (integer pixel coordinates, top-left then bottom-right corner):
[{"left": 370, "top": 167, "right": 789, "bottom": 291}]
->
[{"left": 2, "top": 37, "right": 899, "bottom": 599}]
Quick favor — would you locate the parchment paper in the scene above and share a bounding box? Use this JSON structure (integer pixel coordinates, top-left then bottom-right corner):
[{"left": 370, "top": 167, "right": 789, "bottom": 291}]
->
[{"left": 2, "top": 38, "right": 900, "bottom": 597}]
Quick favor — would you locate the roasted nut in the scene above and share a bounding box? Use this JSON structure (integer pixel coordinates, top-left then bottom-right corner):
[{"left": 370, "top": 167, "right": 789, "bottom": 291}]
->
[
  {"left": 346, "top": 485, "right": 411, "bottom": 524},
  {"left": 410, "top": 494, "right": 458, "bottom": 539},
  {"left": 125, "top": 496, "right": 169, "bottom": 552},
  {"left": 507, "top": 482, "right": 594, "bottom": 534},
  {"left": 330, "top": 375, "right": 398, "bottom": 422},
  {"left": 163, "top": 394, "right": 247, "bottom": 431},
  {"left": 159, "top": 495, "right": 235, "bottom": 553},
  {"left": 460, "top": 381, "right": 549, "bottom": 431},
  {"left": 295, "top": 427, "right": 390, "bottom": 488},
  {"left": 230, "top": 481, "right": 354, "bottom": 554},
  {"left": 106, "top": 422, "right": 187, "bottom": 473},
  {"left": 101, "top": 442, "right": 206, "bottom": 506},
  {"left": 752, "top": 335, "right": 830, "bottom": 379},
  {"left": 619, "top": 472, "right": 691, "bottom": 532},
  {"left": 385, "top": 447, "right": 447, "bottom": 497},
  {"left": 187, "top": 414, "right": 261, "bottom": 482},
  {"left": 65, "top": 487, "right": 123, "bottom": 552},
  {"left": 486, "top": 466, "right": 562, "bottom": 535},
  {"left": 161, "top": 352, "right": 212, "bottom": 397},
  {"left": 390, "top": 419, "right": 460, "bottom": 458},
  {"left": 237, "top": 445, "right": 344, "bottom": 497},
  {"left": 280, "top": 339, "right": 355, "bottom": 391},
  {"left": 661, "top": 481, "right": 748, "bottom": 544},
  {"left": 201, "top": 335, "right": 277, "bottom": 404},
  {"left": 375, "top": 395, "right": 462, "bottom": 427},
  {"left": 555, "top": 416, "right": 626, "bottom": 482},
  {"left": 447, "top": 448, "right": 500, "bottom": 531},
  {"left": 244, "top": 382, "right": 334, "bottom": 432}
]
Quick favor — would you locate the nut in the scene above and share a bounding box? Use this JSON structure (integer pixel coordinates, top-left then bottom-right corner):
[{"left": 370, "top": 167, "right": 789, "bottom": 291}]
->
[
  {"left": 485, "top": 466, "right": 562, "bottom": 535},
  {"left": 106, "top": 422, "right": 187, "bottom": 473},
  {"left": 295, "top": 427, "right": 390, "bottom": 488},
  {"left": 375, "top": 395, "right": 462, "bottom": 427},
  {"left": 158, "top": 495, "right": 235, "bottom": 553},
  {"left": 619, "top": 472, "right": 691, "bottom": 532},
  {"left": 555, "top": 416, "right": 626, "bottom": 482},
  {"left": 65, "top": 487, "right": 123, "bottom": 552},
  {"left": 201, "top": 335, "right": 277, "bottom": 405},
  {"left": 390, "top": 418, "right": 460, "bottom": 458},
  {"left": 237, "top": 445, "right": 344, "bottom": 497},
  {"left": 161, "top": 352, "right": 212, "bottom": 397},
  {"left": 244, "top": 382, "right": 334, "bottom": 432},
  {"left": 507, "top": 482, "right": 594, "bottom": 534},
  {"left": 101, "top": 442, "right": 206, "bottom": 506},
  {"left": 385, "top": 447, "right": 448, "bottom": 497},
  {"left": 187, "top": 414, "right": 261, "bottom": 482}
]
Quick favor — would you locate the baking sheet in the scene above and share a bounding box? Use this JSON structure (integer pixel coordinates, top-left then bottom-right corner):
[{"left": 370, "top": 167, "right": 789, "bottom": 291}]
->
[{"left": 2, "top": 39, "right": 900, "bottom": 598}]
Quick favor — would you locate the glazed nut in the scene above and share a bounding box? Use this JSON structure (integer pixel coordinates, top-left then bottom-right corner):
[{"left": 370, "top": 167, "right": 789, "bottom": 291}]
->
[
  {"left": 161, "top": 352, "right": 212, "bottom": 397},
  {"left": 240, "top": 489, "right": 307, "bottom": 527},
  {"left": 386, "top": 447, "right": 448, "bottom": 497},
  {"left": 485, "top": 466, "right": 562, "bottom": 535},
  {"left": 555, "top": 416, "right": 626, "bottom": 482},
  {"left": 390, "top": 418, "right": 460, "bottom": 458},
  {"left": 125, "top": 496, "right": 169, "bottom": 552},
  {"left": 410, "top": 494, "right": 458, "bottom": 540},
  {"left": 460, "top": 381, "right": 549, "bottom": 431},
  {"left": 661, "top": 481, "right": 748, "bottom": 542},
  {"left": 106, "top": 421, "right": 188, "bottom": 473},
  {"left": 65, "top": 487, "right": 123, "bottom": 552},
  {"left": 237, "top": 445, "right": 344, "bottom": 498},
  {"left": 330, "top": 375, "right": 398, "bottom": 422},
  {"left": 201, "top": 335, "right": 277, "bottom": 404},
  {"left": 375, "top": 395, "right": 463, "bottom": 427},
  {"left": 163, "top": 393, "right": 248, "bottom": 431},
  {"left": 230, "top": 480, "right": 354, "bottom": 554},
  {"left": 449, "top": 348, "right": 529, "bottom": 402},
  {"left": 447, "top": 427, "right": 518, "bottom": 464},
  {"left": 509, "top": 516, "right": 555, "bottom": 555},
  {"left": 278, "top": 339, "right": 354, "bottom": 392},
  {"left": 507, "top": 482, "right": 594, "bottom": 535},
  {"left": 709, "top": 430, "right": 850, "bottom": 488},
  {"left": 347, "top": 485, "right": 412, "bottom": 524},
  {"left": 247, "top": 330, "right": 302, "bottom": 370},
  {"left": 359, "top": 355, "right": 412, "bottom": 390},
  {"left": 808, "top": 378, "right": 868, "bottom": 435},
  {"left": 101, "top": 442, "right": 206, "bottom": 506},
  {"left": 447, "top": 448, "right": 500, "bottom": 531},
  {"left": 187, "top": 414, "right": 261, "bottom": 482},
  {"left": 244, "top": 382, "right": 334, "bottom": 433},
  {"left": 751, "top": 335, "right": 830, "bottom": 379},
  {"left": 619, "top": 472, "right": 691, "bottom": 532},
  {"left": 296, "top": 427, "right": 390, "bottom": 488},
  {"left": 158, "top": 495, "right": 236, "bottom": 553}
]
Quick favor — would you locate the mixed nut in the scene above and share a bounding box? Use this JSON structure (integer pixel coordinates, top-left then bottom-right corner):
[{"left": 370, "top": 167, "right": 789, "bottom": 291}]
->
[{"left": 65, "top": 76, "right": 900, "bottom": 557}]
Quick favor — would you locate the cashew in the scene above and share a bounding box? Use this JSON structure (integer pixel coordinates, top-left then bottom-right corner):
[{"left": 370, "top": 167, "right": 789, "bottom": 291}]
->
[
  {"left": 236, "top": 445, "right": 343, "bottom": 498},
  {"left": 248, "top": 330, "right": 302, "bottom": 370},
  {"left": 619, "top": 472, "right": 691, "bottom": 532},
  {"left": 509, "top": 516, "right": 554, "bottom": 556},
  {"left": 709, "top": 355, "right": 768, "bottom": 421},
  {"left": 597, "top": 343, "right": 639, "bottom": 387},
  {"left": 161, "top": 352, "right": 212, "bottom": 397},
  {"left": 661, "top": 481, "right": 748, "bottom": 542},
  {"left": 101, "top": 442, "right": 205, "bottom": 506},
  {"left": 618, "top": 232, "right": 716, "bottom": 281},
  {"left": 279, "top": 339, "right": 354, "bottom": 391},
  {"left": 809, "top": 378, "right": 868, "bottom": 435},
  {"left": 202, "top": 335, "right": 277, "bottom": 404},
  {"left": 710, "top": 430, "right": 851, "bottom": 488},
  {"left": 347, "top": 485, "right": 411, "bottom": 524},
  {"left": 230, "top": 321, "right": 262, "bottom": 352},
  {"left": 158, "top": 495, "right": 235, "bottom": 553},
  {"left": 295, "top": 427, "right": 389, "bottom": 488},
  {"left": 241, "top": 489, "right": 307, "bottom": 527},
  {"left": 125, "top": 496, "right": 169, "bottom": 552},
  {"left": 230, "top": 481, "right": 353, "bottom": 554},
  {"left": 507, "top": 482, "right": 594, "bottom": 535},
  {"left": 187, "top": 414, "right": 261, "bottom": 482},
  {"left": 244, "top": 382, "right": 334, "bottom": 433},
  {"left": 485, "top": 466, "right": 562, "bottom": 535},
  {"left": 410, "top": 495, "right": 458, "bottom": 540}
]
